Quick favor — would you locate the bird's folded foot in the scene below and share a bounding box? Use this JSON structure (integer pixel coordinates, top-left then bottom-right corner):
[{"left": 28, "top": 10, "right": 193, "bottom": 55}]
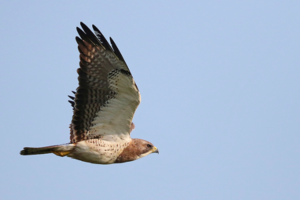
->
[{"left": 51, "top": 151, "right": 71, "bottom": 157}]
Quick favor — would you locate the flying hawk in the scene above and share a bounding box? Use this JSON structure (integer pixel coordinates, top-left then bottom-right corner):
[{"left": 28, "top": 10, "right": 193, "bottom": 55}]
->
[{"left": 20, "top": 22, "right": 158, "bottom": 164}]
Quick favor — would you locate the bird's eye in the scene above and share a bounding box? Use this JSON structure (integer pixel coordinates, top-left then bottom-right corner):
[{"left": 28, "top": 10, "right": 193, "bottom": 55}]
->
[{"left": 147, "top": 144, "right": 152, "bottom": 148}]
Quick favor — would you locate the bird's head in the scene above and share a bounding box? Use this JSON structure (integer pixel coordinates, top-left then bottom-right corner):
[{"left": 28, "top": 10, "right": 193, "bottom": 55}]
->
[
  {"left": 133, "top": 139, "right": 159, "bottom": 158},
  {"left": 114, "top": 138, "right": 158, "bottom": 163}
]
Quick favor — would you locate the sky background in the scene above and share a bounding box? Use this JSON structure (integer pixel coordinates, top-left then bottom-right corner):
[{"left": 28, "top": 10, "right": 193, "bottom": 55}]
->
[{"left": 1, "top": 1, "right": 299, "bottom": 199}]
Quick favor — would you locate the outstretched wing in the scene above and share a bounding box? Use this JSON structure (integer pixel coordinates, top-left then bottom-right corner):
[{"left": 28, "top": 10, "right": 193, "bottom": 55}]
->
[{"left": 69, "top": 22, "right": 140, "bottom": 143}]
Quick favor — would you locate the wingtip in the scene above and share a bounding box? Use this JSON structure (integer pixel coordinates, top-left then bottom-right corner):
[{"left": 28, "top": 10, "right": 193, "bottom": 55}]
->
[{"left": 80, "top": 22, "right": 86, "bottom": 27}]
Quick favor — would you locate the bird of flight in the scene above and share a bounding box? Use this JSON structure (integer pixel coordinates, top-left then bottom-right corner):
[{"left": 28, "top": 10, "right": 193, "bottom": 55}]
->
[{"left": 20, "top": 22, "right": 158, "bottom": 164}]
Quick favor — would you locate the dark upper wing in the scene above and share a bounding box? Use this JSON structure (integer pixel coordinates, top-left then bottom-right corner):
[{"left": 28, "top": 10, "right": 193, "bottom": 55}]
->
[{"left": 69, "top": 22, "right": 140, "bottom": 143}]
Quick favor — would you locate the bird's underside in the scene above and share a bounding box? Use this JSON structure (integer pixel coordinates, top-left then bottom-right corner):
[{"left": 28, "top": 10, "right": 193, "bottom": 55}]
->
[{"left": 20, "top": 22, "right": 158, "bottom": 164}]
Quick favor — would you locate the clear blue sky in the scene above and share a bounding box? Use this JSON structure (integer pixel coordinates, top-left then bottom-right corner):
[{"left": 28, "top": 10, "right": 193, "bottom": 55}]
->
[{"left": 1, "top": 1, "right": 299, "bottom": 199}]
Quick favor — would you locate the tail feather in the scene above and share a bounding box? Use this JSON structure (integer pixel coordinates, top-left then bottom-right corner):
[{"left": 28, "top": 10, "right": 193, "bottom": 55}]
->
[{"left": 20, "top": 144, "right": 74, "bottom": 156}]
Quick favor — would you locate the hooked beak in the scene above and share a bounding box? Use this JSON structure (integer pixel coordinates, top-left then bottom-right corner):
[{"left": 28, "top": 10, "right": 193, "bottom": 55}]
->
[{"left": 152, "top": 146, "right": 159, "bottom": 154}]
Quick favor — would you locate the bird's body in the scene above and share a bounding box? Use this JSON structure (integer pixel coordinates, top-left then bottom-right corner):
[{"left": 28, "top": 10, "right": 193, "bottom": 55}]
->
[
  {"left": 66, "top": 139, "right": 130, "bottom": 164},
  {"left": 20, "top": 23, "right": 158, "bottom": 164}
]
